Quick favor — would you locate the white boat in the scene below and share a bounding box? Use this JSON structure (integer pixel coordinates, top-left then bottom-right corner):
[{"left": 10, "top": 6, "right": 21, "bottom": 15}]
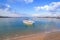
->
[{"left": 23, "top": 20, "right": 34, "bottom": 25}]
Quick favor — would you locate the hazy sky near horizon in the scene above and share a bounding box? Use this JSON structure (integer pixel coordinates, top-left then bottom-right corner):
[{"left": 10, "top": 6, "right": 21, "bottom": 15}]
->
[{"left": 0, "top": 0, "right": 60, "bottom": 17}]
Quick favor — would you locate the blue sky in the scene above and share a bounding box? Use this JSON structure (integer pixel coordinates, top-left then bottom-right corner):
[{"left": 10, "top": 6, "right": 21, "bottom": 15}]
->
[{"left": 0, "top": 0, "right": 60, "bottom": 17}]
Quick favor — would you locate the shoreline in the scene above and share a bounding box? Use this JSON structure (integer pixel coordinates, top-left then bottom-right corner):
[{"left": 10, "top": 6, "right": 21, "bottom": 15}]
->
[
  {"left": 10, "top": 32, "right": 46, "bottom": 40},
  {"left": 4, "top": 30, "right": 60, "bottom": 40}
]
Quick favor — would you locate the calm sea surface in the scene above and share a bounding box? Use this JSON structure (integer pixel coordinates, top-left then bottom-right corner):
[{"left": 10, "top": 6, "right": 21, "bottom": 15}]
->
[{"left": 0, "top": 18, "right": 60, "bottom": 38}]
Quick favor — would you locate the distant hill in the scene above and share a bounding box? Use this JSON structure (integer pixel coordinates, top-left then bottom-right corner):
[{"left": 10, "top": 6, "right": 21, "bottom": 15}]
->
[
  {"left": 0, "top": 16, "right": 60, "bottom": 19},
  {"left": 0, "top": 16, "right": 21, "bottom": 18},
  {"left": 0, "top": 16, "right": 12, "bottom": 18}
]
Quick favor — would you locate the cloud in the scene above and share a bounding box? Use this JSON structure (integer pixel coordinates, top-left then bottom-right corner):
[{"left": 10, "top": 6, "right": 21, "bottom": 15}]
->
[
  {"left": 0, "top": 9, "right": 20, "bottom": 17},
  {"left": 24, "top": 0, "right": 33, "bottom": 3},
  {"left": 4, "top": 4, "right": 11, "bottom": 11},
  {"left": 34, "top": 2, "right": 60, "bottom": 13},
  {"left": 0, "top": 4, "right": 20, "bottom": 17},
  {"left": 34, "top": 6, "right": 41, "bottom": 11},
  {"left": 40, "top": 5, "right": 50, "bottom": 10},
  {"left": 0, "top": 4, "right": 11, "bottom": 10},
  {"left": 31, "top": 14, "right": 40, "bottom": 17},
  {"left": 8, "top": 0, "right": 33, "bottom": 4},
  {"left": 5, "top": 4, "right": 10, "bottom": 8}
]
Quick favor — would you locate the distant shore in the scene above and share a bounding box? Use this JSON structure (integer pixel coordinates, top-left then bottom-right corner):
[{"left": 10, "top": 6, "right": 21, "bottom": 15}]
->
[{"left": 0, "top": 17, "right": 60, "bottom": 19}]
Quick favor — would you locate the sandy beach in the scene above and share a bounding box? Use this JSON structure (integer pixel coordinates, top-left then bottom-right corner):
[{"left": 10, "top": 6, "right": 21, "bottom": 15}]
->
[
  {"left": 44, "top": 31, "right": 60, "bottom": 40},
  {"left": 3, "top": 31, "right": 60, "bottom": 40},
  {"left": 9, "top": 32, "right": 46, "bottom": 40}
]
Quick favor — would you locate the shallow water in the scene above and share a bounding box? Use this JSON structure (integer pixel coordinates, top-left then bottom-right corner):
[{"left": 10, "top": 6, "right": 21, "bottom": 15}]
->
[{"left": 0, "top": 18, "right": 60, "bottom": 38}]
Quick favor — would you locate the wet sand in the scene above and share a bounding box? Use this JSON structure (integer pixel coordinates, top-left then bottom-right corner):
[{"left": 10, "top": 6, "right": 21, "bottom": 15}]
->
[
  {"left": 44, "top": 31, "right": 60, "bottom": 40},
  {"left": 3, "top": 31, "right": 60, "bottom": 40},
  {"left": 9, "top": 32, "right": 46, "bottom": 40}
]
